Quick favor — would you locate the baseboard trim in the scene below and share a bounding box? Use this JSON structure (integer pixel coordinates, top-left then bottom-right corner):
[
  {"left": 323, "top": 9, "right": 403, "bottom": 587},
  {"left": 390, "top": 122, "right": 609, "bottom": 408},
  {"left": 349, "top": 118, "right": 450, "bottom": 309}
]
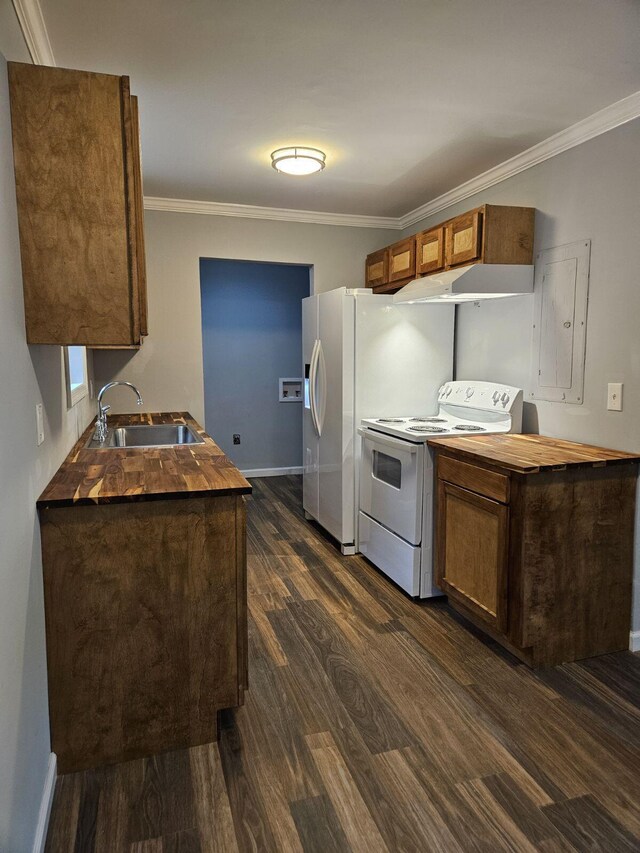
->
[
  {"left": 241, "top": 466, "right": 303, "bottom": 478},
  {"left": 630, "top": 631, "right": 640, "bottom": 653},
  {"left": 32, "top": 752, "right": 56, "bottom": 853}
]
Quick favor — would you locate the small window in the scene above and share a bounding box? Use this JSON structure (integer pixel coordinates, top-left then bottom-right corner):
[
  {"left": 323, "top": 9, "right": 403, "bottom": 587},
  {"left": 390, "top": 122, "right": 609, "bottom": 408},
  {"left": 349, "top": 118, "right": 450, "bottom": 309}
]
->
[{"left": 64, "top": 346, "right": 89, "bottom": 408}]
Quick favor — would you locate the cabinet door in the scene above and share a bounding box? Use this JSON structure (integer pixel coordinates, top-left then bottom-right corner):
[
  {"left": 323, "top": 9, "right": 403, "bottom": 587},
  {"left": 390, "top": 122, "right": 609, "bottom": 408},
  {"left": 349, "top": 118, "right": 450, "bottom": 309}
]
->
[
  {"left": 417, "top": 227, "right": 445, "bottom": 275},
  {"left": 388, "top": 237, "right": 416, "bottom": 283},
  {"left": 436, "top": 481, "right": 508, "bottom": 632},
  {"left": 8, "top": 62, "right": 146, "bottom": 347},
  {"left": 365, "top": 248, "right": 388, "bottom": 288},
  {"left": 445, "top": 210, "right": 483, "bottom": 267}
]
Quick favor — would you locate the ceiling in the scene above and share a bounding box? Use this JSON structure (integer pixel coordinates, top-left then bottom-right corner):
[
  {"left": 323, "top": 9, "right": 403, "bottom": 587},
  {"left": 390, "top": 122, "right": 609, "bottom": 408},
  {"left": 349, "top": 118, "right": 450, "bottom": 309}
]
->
[{"left": 12, "top": 1, "right": 640, "bottom": 216}]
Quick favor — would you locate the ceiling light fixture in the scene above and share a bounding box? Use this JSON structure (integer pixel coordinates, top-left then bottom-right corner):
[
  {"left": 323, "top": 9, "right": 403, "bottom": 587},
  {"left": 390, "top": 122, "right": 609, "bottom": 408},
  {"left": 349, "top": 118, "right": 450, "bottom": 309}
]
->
[{"left": 270, "top": 146, "right": 326, "bottom": 176}]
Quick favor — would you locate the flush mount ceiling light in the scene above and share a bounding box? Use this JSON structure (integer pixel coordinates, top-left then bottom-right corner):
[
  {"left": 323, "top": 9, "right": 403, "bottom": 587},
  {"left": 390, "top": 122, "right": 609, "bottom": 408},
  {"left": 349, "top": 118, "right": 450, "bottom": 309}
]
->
[{"left": 270, "top": 146, "right": 326, "bottom": 176}]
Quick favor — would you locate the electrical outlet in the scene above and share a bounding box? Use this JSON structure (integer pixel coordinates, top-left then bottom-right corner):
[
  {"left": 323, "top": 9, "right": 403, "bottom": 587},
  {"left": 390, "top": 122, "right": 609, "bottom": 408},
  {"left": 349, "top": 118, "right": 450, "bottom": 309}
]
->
[
  {"left": 607, "top": 383, "right": 623, "bottom": 412},
  {"left": 233, "top": 434, "right": 241, "bottom": 445},
  {"left": 35, "top": 403, "right": 45, "bottom": 445}
]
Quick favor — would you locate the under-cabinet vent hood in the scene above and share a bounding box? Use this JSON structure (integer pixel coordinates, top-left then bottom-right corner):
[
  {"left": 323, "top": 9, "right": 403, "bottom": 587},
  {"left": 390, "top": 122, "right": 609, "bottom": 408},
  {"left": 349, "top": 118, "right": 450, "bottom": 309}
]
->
[{"left": 392, "top": 263, "right": 534, "bottom": 304}]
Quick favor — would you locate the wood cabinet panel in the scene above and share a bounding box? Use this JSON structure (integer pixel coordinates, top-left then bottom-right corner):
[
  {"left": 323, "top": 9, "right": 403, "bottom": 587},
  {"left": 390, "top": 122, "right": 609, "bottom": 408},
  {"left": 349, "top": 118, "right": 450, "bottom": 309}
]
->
[
  {"left": 433, "top": 441, "right": 639, "bottom": 667},
  {"left": 8, "top": 62, "right": 148, "bottom": 346},
  {"left": 445, "top": 209, "right": 483, "bottom": 267},
  {"left": 437, "top": 454, "right": 509, "bottom": 503},
  {"left": 417, "top": 227, "right": 445, "bottom": 275},
  {"left": 388, "top": 237, "right": 416, "bottom": 283},
  {"left": 436, "top": 481, "right": 508, "bottom": 632},
  {"left": 365, "top": 248, "right": 389, "bottom": 289},
  {"left": 41, "top": 494, "right": 246, "bottom": 773}
]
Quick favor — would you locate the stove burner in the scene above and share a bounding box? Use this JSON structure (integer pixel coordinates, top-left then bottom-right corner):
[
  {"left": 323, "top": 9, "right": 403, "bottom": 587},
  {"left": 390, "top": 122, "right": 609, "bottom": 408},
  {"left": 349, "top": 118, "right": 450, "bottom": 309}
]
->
[
  {"left": 453, "top": 424, "right": 486, "bottom": 432},
  {"left": 408, "top": 425, "right": 447, "bottom": 433},
  {"left": 409, "top": 417, "right": 447, "bottom": 423},
  {"left": 376, "top": 418, "right": 405, "bottom": 423}
]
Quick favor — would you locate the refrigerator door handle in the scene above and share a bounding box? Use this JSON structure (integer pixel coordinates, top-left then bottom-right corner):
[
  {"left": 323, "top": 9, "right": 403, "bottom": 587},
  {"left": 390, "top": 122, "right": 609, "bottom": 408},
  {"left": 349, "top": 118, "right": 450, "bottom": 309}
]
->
[
  {"left": 316, "top": 340, "right": 327, "bottom": 437},
  {"left": 309, "top": 339, "right": 320, "bottom": 436}
]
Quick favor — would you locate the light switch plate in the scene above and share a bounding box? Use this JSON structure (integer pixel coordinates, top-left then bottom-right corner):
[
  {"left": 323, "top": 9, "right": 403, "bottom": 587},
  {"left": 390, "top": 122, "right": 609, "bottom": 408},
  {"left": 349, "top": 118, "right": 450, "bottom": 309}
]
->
[
  {"left": 36, "top": 403, "right": 45, "bottom": 445},
  {"left": 607, "top": 383, "right": 623, "bottom": 411}
]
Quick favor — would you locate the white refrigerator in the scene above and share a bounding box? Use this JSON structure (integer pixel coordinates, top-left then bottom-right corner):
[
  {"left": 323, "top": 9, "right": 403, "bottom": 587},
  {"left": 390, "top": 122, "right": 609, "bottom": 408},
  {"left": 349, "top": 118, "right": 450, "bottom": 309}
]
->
[{"left": 302, "top": 287, "right": 454, "bottom": 553}]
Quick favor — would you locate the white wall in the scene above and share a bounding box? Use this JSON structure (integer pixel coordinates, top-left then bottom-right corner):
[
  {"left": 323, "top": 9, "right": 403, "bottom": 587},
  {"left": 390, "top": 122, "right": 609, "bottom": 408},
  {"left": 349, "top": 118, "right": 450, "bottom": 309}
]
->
[
  {"left": 0, "top": 53, "right": 96, "bottom": 850},
  {"left": 402, "top": 119, "right": 640, "bottom": 631},
  {"left": 93, "top": 211, "right": 396, "bottom": 424}
]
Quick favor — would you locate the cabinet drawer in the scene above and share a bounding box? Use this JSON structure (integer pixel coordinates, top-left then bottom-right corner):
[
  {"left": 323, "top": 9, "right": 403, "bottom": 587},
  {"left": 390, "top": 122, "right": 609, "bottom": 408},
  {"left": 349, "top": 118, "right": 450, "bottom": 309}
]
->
[{"left": 437, "top": 455, "right": 509, "bottom": 503}]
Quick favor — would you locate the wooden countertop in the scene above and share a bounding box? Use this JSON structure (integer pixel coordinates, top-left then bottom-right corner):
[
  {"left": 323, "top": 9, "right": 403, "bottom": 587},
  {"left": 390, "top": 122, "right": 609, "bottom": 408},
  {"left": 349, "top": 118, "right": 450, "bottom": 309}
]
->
[
  {"left": 37, "top": 412, "right": 252, "bottom": 508},
  {"left": 427, "top": 433, "right": 640, "bottom": 474}
]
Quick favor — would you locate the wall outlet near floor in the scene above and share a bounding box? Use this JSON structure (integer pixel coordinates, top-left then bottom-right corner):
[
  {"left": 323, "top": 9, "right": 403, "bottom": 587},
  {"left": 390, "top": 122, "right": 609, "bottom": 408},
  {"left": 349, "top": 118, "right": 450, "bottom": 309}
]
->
[
  {"left": 36, "top": 403, "right": 45, "bottom": 445},
  {"left": 607, "top": 382, "right": 623, "bottom": 411},
  {"left": 233, "top": 434, "right": 241, "bottom": 445}
]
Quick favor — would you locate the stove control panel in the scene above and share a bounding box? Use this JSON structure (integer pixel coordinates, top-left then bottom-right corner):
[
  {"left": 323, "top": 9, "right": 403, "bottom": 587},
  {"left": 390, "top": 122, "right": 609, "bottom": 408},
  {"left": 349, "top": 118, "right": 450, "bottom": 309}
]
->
[{"left": 438, "top": 381, "right": 522, "bottom": 413}]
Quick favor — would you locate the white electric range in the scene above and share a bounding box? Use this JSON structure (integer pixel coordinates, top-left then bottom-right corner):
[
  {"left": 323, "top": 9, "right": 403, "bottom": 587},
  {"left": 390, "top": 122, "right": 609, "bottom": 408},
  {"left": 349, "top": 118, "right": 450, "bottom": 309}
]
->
[{"left": 357, "top": 380, "right": 523, "bottom": 598}]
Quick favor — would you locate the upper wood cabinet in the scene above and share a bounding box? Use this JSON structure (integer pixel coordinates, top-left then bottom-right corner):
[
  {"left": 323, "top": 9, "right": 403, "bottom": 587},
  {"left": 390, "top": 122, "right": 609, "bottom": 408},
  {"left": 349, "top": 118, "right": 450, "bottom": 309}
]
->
[
  {"left": 417, "top": 226, "right": 445, "bottom": 275},
  {"left": 8, "top": 62, "right": 148, "bottom": 347},
  {"left": 365, "top": 204, "right": 535, "bottom": 292},
  {"left": 365, "top": 247, "right": 389, "bottom": 289},
  {"left": 388, "top": 236, "right": 416, "bottom": 284},
  {"left": 445, "top": 209, "right": 483, "bottom": 267}
]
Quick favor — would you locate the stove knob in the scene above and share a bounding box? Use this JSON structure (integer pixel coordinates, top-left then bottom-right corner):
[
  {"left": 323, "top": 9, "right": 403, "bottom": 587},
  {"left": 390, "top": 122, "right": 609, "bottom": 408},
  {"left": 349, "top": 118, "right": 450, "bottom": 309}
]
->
[
  {"left": 492, "top": 390, "right": 500, "bottom": 403},
  {"left": 446, "top": 386, "right": 452, "bottom": 397},
  {"left": 501, "top": 392, "right": 509, "bottom": 408},
  {"left": 465, "top": 387, "right": 474, "bottom": 399}
]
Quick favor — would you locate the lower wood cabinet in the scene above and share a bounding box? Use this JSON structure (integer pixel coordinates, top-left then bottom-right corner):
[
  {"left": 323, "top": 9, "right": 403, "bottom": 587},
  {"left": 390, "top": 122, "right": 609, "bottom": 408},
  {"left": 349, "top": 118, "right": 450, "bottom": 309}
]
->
[
  {"left": 433, "top": 442, "right": 638, "bottom": 667},
  {"left": 39, "top": 494, "right": 247, "bottom": 773}
]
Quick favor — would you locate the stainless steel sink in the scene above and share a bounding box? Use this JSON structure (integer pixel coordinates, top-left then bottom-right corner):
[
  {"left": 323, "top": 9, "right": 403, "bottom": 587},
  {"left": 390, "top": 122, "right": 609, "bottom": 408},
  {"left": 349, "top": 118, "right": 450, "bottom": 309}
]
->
[{"left": 86, "top": 423, "right": 205, "bottom": 449}]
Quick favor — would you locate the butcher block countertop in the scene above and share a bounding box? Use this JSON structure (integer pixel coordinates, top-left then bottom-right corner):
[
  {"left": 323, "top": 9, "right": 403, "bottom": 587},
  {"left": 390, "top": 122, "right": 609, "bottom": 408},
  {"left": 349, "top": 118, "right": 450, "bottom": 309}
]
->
[
  {"left": 37, "top": 412, "right": 252, "bottom": 508},
  {"left": 427, "top": 433, "right": 640, "bottom": 474}
]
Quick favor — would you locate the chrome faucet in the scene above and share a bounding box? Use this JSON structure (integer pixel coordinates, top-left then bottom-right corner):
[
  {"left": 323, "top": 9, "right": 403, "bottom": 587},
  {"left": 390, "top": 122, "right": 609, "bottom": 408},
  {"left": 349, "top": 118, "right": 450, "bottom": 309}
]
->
[{"left": 95, "top": 381, "right": 143, "bottom": 443}]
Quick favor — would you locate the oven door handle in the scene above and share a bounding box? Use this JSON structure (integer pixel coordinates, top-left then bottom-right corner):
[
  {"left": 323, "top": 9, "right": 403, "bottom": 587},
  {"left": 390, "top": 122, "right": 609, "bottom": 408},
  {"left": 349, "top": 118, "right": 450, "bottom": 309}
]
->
[{"left": 357, "top": 427, "right": 422, "bottom": 453}]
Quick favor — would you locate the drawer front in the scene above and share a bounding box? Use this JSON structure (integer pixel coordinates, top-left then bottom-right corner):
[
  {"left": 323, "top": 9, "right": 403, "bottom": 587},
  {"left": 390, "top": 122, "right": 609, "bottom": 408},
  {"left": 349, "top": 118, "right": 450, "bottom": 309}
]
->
[
  {"left": 437, "top": 454, "right": 509, "bottom": 503},
  {"left": 358, "top": 511, "right": 421, "bottom": 596}
]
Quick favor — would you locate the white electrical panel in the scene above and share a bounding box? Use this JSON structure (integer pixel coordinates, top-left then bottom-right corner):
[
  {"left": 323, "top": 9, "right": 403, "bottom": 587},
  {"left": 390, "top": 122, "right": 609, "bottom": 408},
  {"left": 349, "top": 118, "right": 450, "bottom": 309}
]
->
[{"left": 530, "top": 239, "right": 591, "bottom": 404}]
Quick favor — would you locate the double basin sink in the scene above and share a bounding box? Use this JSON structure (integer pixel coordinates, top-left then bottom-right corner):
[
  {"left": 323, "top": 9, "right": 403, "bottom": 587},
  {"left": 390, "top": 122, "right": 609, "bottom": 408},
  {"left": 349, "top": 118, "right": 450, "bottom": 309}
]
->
[{"left": 86, "top": 423, "right": 205, "bottom": 450}]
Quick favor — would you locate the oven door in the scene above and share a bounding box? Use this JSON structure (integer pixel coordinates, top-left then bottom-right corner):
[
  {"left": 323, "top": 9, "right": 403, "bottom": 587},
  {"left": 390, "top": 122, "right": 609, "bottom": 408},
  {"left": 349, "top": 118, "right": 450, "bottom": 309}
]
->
[{"left": 358, "top": 428, "right": 424, "bottom": 545}]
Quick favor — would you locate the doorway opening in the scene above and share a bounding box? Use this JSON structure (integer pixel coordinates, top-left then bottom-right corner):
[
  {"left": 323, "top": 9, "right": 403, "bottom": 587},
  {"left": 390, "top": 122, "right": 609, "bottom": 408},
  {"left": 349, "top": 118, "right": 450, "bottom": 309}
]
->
[{"left": 200, "top": 259, "right": 311, "bottom": 475}]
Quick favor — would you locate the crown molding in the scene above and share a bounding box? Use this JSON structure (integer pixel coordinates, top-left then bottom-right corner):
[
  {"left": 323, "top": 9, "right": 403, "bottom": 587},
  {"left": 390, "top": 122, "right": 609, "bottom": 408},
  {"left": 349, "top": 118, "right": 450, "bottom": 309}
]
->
[
  {"left": 143, "top": 197, "right": 400, "bottom": 229},
  {"left": 399, "top": 90, "right": 640, "bottom": 229},
  {"left": 12, "top": 0, "right": 55, "bottom": 65}
]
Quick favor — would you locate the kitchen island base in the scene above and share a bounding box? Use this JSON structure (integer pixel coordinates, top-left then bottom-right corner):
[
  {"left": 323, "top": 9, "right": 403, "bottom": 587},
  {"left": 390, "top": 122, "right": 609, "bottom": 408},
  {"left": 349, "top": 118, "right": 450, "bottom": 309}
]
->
[{"left": 40, "top": 494, "right": 247, "bottom": 774}]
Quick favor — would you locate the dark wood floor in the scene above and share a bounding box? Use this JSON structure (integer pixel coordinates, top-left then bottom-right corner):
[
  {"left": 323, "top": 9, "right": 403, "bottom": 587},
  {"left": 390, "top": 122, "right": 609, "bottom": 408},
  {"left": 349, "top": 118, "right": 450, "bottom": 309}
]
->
[{"left": 46, "top": 475, "right": 640, "bottom": 852}]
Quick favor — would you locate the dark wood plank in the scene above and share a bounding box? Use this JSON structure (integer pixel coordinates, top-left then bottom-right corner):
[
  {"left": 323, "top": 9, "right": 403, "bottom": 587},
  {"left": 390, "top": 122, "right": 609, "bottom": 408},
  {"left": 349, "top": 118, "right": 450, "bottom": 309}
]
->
[
  {"left": 290, "top": 795, "right": 351, "bottom": 853},
  {"left": 46, "top": 475, "right": 640, "bottom": 853},
  {"left": 543, "top": 794, "right": 640, "bottom": 851}
]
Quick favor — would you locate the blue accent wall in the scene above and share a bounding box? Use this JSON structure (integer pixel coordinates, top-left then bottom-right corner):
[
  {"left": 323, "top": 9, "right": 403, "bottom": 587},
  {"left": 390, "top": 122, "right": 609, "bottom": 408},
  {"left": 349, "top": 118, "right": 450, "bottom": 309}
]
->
[{"left": 200, "top": 259, "right": 310, "bottom": 471}]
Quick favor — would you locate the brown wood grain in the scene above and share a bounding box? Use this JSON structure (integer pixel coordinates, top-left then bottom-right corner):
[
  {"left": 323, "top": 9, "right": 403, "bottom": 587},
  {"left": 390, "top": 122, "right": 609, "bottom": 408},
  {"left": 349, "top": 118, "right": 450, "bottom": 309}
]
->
[
  {"left": 8, "top": 62, "right": 148, "bottom": 347},
  {"left": 429, "top": 432, "right": 640, "bottom": 473},
  {"left": 387, "top": 236, "right": 416, "bottom": 283},
  {"left": 130, "top": 94, "right": 148, "bottom": 337},
  {"left": 45, "top": 476, "right": 640, "bottom": 852},
  {"left": 416, "top": 225, "right": 445, "bottom": 275},
  {"left": 437, "top": 480, "right": 509, "bottom": 632},
  {"left": 438, "top": 453, "right": 509, "bottom": 502},
  {"left": 364, "top": 248, "right": 388, "bottom": 288},
  {"left": 41, "top": 494, "right": 246, "bottom": 773},
  {"left": 37, "top": 412, "right": 251, "bottom": 508},
  {"left": 433, "top": 440, "right": 638, "bottom": 667}
]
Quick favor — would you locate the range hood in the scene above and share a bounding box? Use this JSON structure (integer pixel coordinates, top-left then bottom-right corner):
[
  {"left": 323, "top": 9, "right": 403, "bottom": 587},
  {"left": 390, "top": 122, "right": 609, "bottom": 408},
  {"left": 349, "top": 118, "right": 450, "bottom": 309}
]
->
[{"left": 392, "top": 263, "right": 534, "bottom": 304}]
